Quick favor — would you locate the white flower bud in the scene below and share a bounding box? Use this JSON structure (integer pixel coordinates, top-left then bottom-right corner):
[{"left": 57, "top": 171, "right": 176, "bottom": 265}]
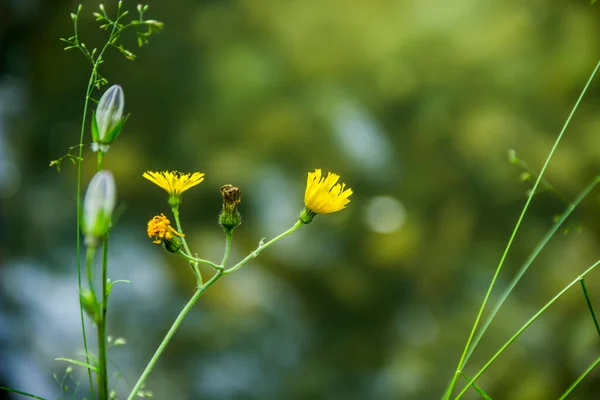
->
[
  {"left": 83, "top": 170, "right": 116, "bottom": 246},
  {"left": 91, "top": 85, "right": 127, "bottom": 151}
]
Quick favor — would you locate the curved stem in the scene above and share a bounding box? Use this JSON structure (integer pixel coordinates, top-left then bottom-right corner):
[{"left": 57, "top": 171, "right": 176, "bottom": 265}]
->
[
  {"left": 177, "top": 251, "right": 221, "bottom": 270},
  {"left": 224, "top": 221, "right": 303, "bottom": 275},
  {"left": 171, "top": 206, "right": 202, "bottom": 284},
  {"left": 126, "top": 270, "right": 224, "bottom": 400},
  {"left": 455, "top": 258, "right": 600, "bottom": 399},
  {"left": 445, "top": 59, "right": 600, "bottom": 398}
]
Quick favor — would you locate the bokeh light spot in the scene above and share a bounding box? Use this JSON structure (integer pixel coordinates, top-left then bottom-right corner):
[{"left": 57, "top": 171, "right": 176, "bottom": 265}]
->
[{"left": 363, "top": 196, "right": 406, "bottom": 234}]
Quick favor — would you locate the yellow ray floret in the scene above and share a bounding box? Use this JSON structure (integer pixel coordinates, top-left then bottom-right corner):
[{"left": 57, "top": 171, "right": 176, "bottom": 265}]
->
[
  {"left": 304, "top": 169, "right": 352, "bottom": 214},
  {"left": 143, "top": 170, "right": 205, "bottom": 196},
  {"left": 147, "top": 213, "right": 184, "bottom": 244}
]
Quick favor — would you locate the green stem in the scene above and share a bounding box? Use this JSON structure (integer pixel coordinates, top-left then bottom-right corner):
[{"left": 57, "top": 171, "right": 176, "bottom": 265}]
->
[
  {"left": 97, "top": 237, "right": 109, "bottom": 400},
  {"left": 97, "top": 151, "right": 104, "bottom": 171},
  {"left": 445, "top": 59, "right": 600, "bottom": 399},
  {"left": 580, "top": 278, "right": 600, "bottom": 336},
  {"left": 461, "top": 175, "right": 600, "bottom": 367},
  {"left": 126, "top": 270, "right": 224, "bottom": 400},
  {"left": 171, "top": 206, "right": 202, "bottom": 284},
  {"left": 77, "top": 67, "right": 97, "bottom": 400},
  {"left": 221, "top": 230, "right": 233, "bottom": 267},
  {"left": 459, "top": 372, "right": 491, "bottom": 400},
  {"left": 224, "top": 220, "right": 303, "bottom": 275},
  {"left": 176, "top": 251, "right": 221, "bottom": 270},
  {"left": 558, "top": 354, "right": 600, "bottom": 400},
  {"left": 455, "top": 258, "right": 600, "bottom": 399}
]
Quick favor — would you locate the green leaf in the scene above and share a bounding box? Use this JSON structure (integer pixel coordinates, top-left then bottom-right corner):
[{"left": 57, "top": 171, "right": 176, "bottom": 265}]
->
[
  {"left": 55, "top": 358, "right": 99, "bottom": 372},
  {"left": 0, "top": 385, "right": 47, "bottom": 400}
]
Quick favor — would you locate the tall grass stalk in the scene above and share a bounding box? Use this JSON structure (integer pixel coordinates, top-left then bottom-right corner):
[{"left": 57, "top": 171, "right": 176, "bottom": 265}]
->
[
  {"left": 445, "top": 59, "right": 600, "bottom": 398},
  {"left": 455, "top": 257, "right": 600, "bottom": 398}
]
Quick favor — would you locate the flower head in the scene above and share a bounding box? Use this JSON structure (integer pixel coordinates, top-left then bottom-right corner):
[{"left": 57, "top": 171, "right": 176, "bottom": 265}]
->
[
  {"left": 143, "top": 170, "right": 205, "bottom": 207},
  {"left": 83, "top": 170, "right": 117, "bottom": 246},
  {"left": 300, "top": 169, "right": 352, "bottom": 224},
  {"left": 147, "top": 213, "right": 184, "bottom": 253}
]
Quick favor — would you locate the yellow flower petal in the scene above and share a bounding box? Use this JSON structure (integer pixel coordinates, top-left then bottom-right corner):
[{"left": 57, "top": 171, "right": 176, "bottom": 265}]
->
[
  {"left": 143, "top": 170, "right": 205, "bottom": 199},
  {"left": 303, "top": 169, "right": 352, "bottom": 214}
]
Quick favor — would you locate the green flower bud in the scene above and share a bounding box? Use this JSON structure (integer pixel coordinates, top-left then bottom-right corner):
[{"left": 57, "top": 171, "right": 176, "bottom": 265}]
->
[
  {"left": 80, "top": 288, "right": 99, "bottom": 323},
  {"left": 83, "top": 171, "right": 116, "bottom": 247},
  {"left": 219, "top": 184, "right": 241, "bottom": 232},
  {"left": 91, "top": 84, "right": 128, "bottom": 152}
]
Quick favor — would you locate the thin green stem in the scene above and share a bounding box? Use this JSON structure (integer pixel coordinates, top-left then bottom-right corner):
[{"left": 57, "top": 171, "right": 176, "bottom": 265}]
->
[
  {"left": 445, "top": 59, "right": 600, "bottom": 398},
  {"left": 462, "top": 175, "right": 600, "bottom": 367},
  {"left": 177, "top": 251, "right": 221, "bottom": 270},
  {"left": 77, "top": 68, "right": 97, "bottom": 400},
  {"left": 580, "top": 278, "right": 600, "bottom": 336},
  {"left": 97, "top": 237, "right": 109, "bottom": 400},
  {"left": 224, "top": 220, "right": 303, "bottom": 275},
  {"left": 171, "top": 207, "right": 191, "bottom": 255},
  {"left": 126, "top": 270, "right": 224, "bottom": 400},
  {"left": 221, "top": 230, "right": 233, "bottom": 267},
  {"left": 459, "top": 373, "right": 491, "bottom": 400},
  {"left": 97, "top": 151, "right": 104, "bottom": 171},
  {"left": 171, "top": 206, "right": 202, "bottom": 284},
  {"left": 455, "top": 258, "right": 600, "bottom": 399},
  {"left": 0, "top": 386, "right": 47, "bottom": 400},
  {"left": 558, "top": 354, "right": 600, "bottom": 400}
]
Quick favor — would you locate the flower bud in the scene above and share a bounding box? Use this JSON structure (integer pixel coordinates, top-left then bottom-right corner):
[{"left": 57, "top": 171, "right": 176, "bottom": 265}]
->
[
  {"left": 219, "top": 184, "right": 241, "bottom": 232},
  {"left": 83, "top": 171, "right": 116, "bottom": 247},
  {"left": 80, "top": 288, "right": 99, "bottom": 323},
  {"left": 91, "top": 85, "right": 127, "bottom": 152}
]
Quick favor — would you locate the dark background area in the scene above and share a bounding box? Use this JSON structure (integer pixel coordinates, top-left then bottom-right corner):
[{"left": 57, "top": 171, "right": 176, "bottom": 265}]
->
[{"left": 2, "top": 0, "right": 600, "bottom": 399}]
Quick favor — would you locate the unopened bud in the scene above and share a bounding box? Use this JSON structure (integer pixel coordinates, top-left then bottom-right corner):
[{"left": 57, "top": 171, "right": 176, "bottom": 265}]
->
[
  {"left": 91, "top": 85, "right": 127, "bottom": 152},
  {"left": 219, "top": 184, "right": 241, "bottom": 232},
  {"left": 83, "top": 171, "right": 116, "bottom": 247},
  {"left": 80, "top": 288, "right": 99, "bottom": 323}
]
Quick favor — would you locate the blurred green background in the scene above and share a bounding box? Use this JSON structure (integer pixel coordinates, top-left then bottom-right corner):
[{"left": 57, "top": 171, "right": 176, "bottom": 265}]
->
[{"left": 2, "top": 0, "right": 600, "bottom": 399}]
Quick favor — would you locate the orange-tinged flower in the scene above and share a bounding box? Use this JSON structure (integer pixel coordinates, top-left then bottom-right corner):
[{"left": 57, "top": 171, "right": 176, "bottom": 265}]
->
[
  {"left": 143, "top": 170, "right": 204, "bottom": 207},
  {"left": 147, "top": 213, "right": 184, "bottom": 252},
  {"left": 300, "top": 169, "right": 352, "bottom": 224}
]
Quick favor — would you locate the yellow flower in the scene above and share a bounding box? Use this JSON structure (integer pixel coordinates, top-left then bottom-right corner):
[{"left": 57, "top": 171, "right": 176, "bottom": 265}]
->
[
  {"left": 143, "top": 170, "right": 205, "bottom": 207},
  {"left": 300, "top": 169, "right": 352, "bottom": 224},
  {"left": 147, "top": 213, "right": 184, "bottom": 252}
]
